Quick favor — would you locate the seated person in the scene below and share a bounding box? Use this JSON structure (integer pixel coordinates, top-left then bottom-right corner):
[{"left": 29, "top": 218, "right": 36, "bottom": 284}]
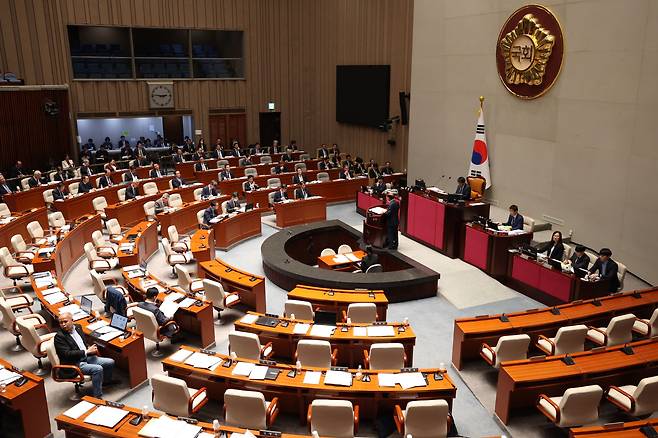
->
[
  {"left": 203, "top": 201, "right": 220, "bottom": 225},
  {"left": 95, "top": 146, "right": 109, "bottom": 163},
  {"left": 154, "top": 193, "right": 169, "bottom": 213},
  {"left": 52, "top": 166, "right": 67, "bottom": 182},
  {"left": 100, "top": 137, "right": 112, "bottom": 150},
  {"left": 149, "top": 163, "right": 163, "bottom": 178},
  {"left": 171, "top": 170, "right": 185, "bottom": 188},
  {"left": 201, "top": 181, "right": 219, "bottom": 199},
  {"left": 194, "top": 160, "right": 209, "bottom": 172},
  {"left": 0, "top": 174, "right": 13, "bottom": 199},
  {"left": 54, "top": 312, "right": 116, "bottom": 398},
  {"left": 52, "top": 182, "right": 67, "bottom": 200},
  {"left": 567, "top": 245, "right": 591, "bottom": 277},
  {"left": 138, "top": 287, "right": 179, "bottom": 337},
  {"left": 239, "top": 153, "right": 253, "bottom": 167},
  {"left": 455, "top": 176, "right": 471, "bottom": 201},
  {"left": 125, "top": 181, "right": 139, "bottom": 200},
  {"left": 537, "top": 231, "right": 565, "bottom": 261},
  {"left": 244, "top": 175, "right": 259, "bottom": 192},
  {"left": 225, "top": 193, "right": 241, "bottom": 213},
  {"left": 353, "top": 158, "right": 366, "bottom": 175},
  {"left": 98, "top": 169, "right": 114, "bottom": 188},
  {"left": 588, "top": 248, "right": 620, "bottom": 292},
  {"left": 292, "top": 167, "right": 306, "bottom": 185},
  {"left": 231, "top": 142, "right": 242, "bottom": 157},
  {"left": 104, "top": 285, "right": 128, "bottom": 316},
  {"left": 367, "top": 161, "right": 381, "bottom": 179},
  {"left": 272, "top": 163, "right": 287, "bottom": 174},
  {"left": 28, "top": 170, "right": 44, "bottom": 188},
  {"left": 219, "top": 164, "right": 233, "bottom": 181},
  {"left": 192, "top": 147, "right": 205, "bottom": 162},
  {"left": 360, "top": 245, "right": 379, "bottom": 272},
  {"left": 372, "top": 177, "right": 387, "bottom": 196},
  {"left": 79, "top": 159, "right": 93, "bottom": 177},
  {"left": 123, "top": 165, "right": 139, "bottom": 183},
  {"left": 339, "top": 164, "right": 353, "bottom": 180},
  {"left": 272, "top": 186, "right": 288, "bottom": 203},
  {"left": 104, "top": 159, "right": 118, "bottom": 172},
  {"left": 294, "top": 181, "right": 312, "bottom": 200},
  {"left": 173, "top": 149, "right": 186, "bottom": 163},
  {"left": 381, "top": 161, "right": 394, "bottom": 175},
  {"left": 281, "top": 149, "right": 294, "bottom": 162},
  {"left": 319, "top": 157, "right": 333, "bottom": 170},
  {"left": 504, "top": 204, "right": 524, "bottom": 230}
]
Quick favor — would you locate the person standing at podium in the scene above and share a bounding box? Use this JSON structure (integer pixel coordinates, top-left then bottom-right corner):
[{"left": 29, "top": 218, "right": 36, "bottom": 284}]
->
[
  {"left": 504, "top": 205, "right": 524, "bottom": 230},
  {"left": 455, "top": 177, "right": 471, "bottom": 200},
  {"left": 383, "top": 193, "right": 399, "bottom": 250}
]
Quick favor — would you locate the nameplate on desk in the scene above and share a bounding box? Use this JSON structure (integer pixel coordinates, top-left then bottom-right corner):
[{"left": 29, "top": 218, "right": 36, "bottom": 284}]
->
[
  {"left": 400, "top": 367, "right": 419, "bottom": 373},
  {"left": 259, "top": 430, "right": 282, "bottom": 437},
  {"left": 330, "top": 366, "right": 348, "bottom": 372},
  {"left": 105, "top": 401, "right": 125, "bottom": 408},
  {"left": 259, "top": 359, "right": 276, "bottom": 366},
  {"left": 200, "top": 349, "right": 216, "bottom": 356}
]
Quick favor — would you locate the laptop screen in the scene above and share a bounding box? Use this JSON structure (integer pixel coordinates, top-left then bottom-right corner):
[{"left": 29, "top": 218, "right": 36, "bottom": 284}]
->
[
  {"left": 80, "top": 296, "right": 93, "bottom": 315},
  {"left": 110, "top": 313, "right": 128, "bottom": 331}
]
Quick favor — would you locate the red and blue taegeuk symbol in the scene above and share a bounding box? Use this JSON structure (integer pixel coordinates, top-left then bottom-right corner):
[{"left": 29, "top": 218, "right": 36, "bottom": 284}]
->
[{"left": 471, "top": 140, "right": 488, "bottom": 165}]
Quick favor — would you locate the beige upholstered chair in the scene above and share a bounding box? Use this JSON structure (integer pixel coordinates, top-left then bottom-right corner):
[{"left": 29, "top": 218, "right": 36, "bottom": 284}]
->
[
  {"left": 296, "top": 340, "right": 337, "bottom": 368},
  {"left": 20, "top": 177, "right": 31, "bottom": 190},
  {"left": 364, "top": 343, "right": 406, "bottom": 370},
  {"left": 480, "top": 334, "right": 531, "bottom": 369},
  {"left": 83, "top": 242, "right": 118, "bottom": 272},
  {"left": 105, "top": 218, "right": 124, "bottom": 240},
  {"left": 162, "top": 238, "right": 192, "bottom": 275},
  {"left": 394, "top": 399, "right": 450, "bottom": 438},
  {"left": 132, "top": 307, "right": 179, "bottom": 357},
  {"left": 16, "top": 317, "right": 56, "bottom": 375},
  {"left": 197, "top": 209, "right": 205, "bottom": 227},
  {"left": 143, "top": 201, "right": 156, "bottom": 221},
  {"left": 337, "top": 244, "right": 352, "bottom": 254},
  {"left": 617, "top": 261, "right": 628, "bottom": 291},
  {"left": 260, "top": 155, "right": 272, "bottom": 164},
  {"left": 0, "top": 203, "right": 10, "bottom": 217},
  {"left": 193, "top": 188, "right": 203, "bottom": 201},
  {"left": 167, "top": 225, "right": 190, "bottom": 253},
  {"left": 117, "top": 187, "right": 127, "bottom": 201},
  {"left": 224, "top": 389, "right": 279, "bottom": 429},
  {"left": 27, "top": 220, "right": 45, "bottom": 243},
  {"left": 0, "top": 246, "right": 34, "bottom": 285},
  {"left": 91, "top": 230, "right": 117, "bottom": 258},
  {"left": 48, "top": 212, "right": 66, "bottom": 228},
  {"left": 267, "top": 178, "right": 281, "bottom": 188},
  {"left": 42, "top": 189, "right": 54, "bottom": 207},
  {"left": 68, "top": 182, "right": 80, "bottom": 195},
  {"left": 44, "top": 339, "right": 91, "bottom": 400},
  {"left": 228, "top": 331, "right": 273, "bottom": 360},
  {"left": 142, "top": 181, "right": 158, "bottom": 195},
  {"left": 217, "top": 159, "right": 229, "bottom": 167},
  {"left": 11, "top": 234, "right": 36, "bottom": 263},
  {"left": 523, "top": 216, "right": 536, "bottom": 233},
  {"left": 308, "top": 399, "right": 358, "bottom": 438},
  {"left": 168, "top": 193, "right": 183, "bottom": 208},
  {"left": 93, "top": 196, "right": 108, "bottom": 218},
  {"left": 320, "top": 248, "right": 336, "bottom": 256},
  {"left": 299, "top": 153, "right": 310, "bottom": 161},
  {"left": 536, "top": 325, "right": 589, "bottom": 356},
  {"left": 606, "top": 376, "right": 658, "bottom": 416},
  {"left": 174, "top": 265, "right": 204, "bottom": 294},
  {"left": 151, "top": 374, "right": 208, "bottom": 417},
  {"left": 344, "top": 303, "right": 377, "bottom": 324},
  {"left": 202, "top": 279, "right": 240, "bottom": 321},
  {"left": 90, "top": 269, "right": 130, "bottom": 310},
  {"left": 221, "top": 200, "right": 230, "bottom": 214},
  {"left": 562, "top": 243, "right": 573, "bottom": 261},
  {"left": 295, "top": 163, "right": 307, "bottom": 172},
  {"left": 586, "top": 313, "right": 636, "bottom": 347},
  {"left": 267, "top": 191, "right": 277, "bottom": 206},
  {"left": 244, "top": 167, "right": 258, "bottom": 178},
  {"left": 633, "top": 308, "right": 658, "bottom": 337},
  {"left": 0, "top": 297, "right": 40, "bottom": 351},
  {"left": 537, "top": 385, "right": 603, "bottom": 427},
  {"left": 317, "top": 172, "right": 330, "bottom": 182},
  {"left": 0, "top": 288, "right": 34, "bottom": 310},
  {"left": 284, "top": 299, "right": 314, "bottom": 321}
]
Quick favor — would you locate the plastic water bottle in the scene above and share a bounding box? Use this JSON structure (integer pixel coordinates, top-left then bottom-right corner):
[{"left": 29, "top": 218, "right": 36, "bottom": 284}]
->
[
  {"left": 296, "top": 360, "right": 302, "bottom": 372},
  {"left": 403, "top": 317, "right": 409, "bottom": 326},
  {"left": 290, "top": 313, "right": 295, "bottom": 320},
  {"left": 141, "top": 405, "right": 149, "bottom": 418},
  {"left": 356, "top": 365, "right": 362, "bottom": 380},
  {"left": 213, "top": 419, "right": 221, "bottom": 437},
  {"left": 346, "top": 317, "right": 352, "bottom": 324},
  {"left": 312, "top": 431, "right": 320, "bottom": 438}
]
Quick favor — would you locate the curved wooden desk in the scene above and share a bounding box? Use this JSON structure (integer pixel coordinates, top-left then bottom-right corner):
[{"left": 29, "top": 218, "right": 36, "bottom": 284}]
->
[
  {"left": 156, "top": 197, "right": 228, "bottom": 234},
  {"left": 190, "top": 229, "right": 214, "bottom": 263},
  {"left": 235, "top": 311, "right": 415, "bottom": 368},
  {"left": 287, "top": 285, "right": 389, "bottom": 322},
  {"left": 570, "top": 418, "right": 658, "bottom": 437},
  {"left": 209, "top": 207, "right": 264, "bottom": 250},
  {"left": 452, "top": 287, "right": 658, "bottom": 369},
  {"left": 0, "top": 358, "right": 50, "bottom": 438},
  {"left": 162, "top": 345, "right": 456, "bottom": 421},
  {"left": 198, "top": 258, "right": 266, "bottom": 313},
  {"left": 116, "top": 221, "right": 159, "bottom": 267},
  {"left": 495, "top": 338, "right": 658, "bottom": 424},
  {"left": 0, "top": 207, "right": 48, "bottom": 250},
  {"left": 463, "top": 223, "right": 533, "bottom": 278},
  {"left": 274, "top": 197, "right": 327, "bottom": 228},
  {"left": 175, "top": 151, "right": 305, "bottom": 179}
]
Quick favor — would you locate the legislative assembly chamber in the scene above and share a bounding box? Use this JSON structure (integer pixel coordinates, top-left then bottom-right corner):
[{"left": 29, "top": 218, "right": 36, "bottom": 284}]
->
[{"left": 0, "top": 1, "right": 656, "bottom": 437}]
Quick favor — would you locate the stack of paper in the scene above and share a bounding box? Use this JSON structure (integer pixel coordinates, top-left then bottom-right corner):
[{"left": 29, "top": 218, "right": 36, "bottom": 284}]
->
[
  {"left": 332, "top": 254, "right": 350, "bottom": 264},
  {"left": 396, "top": 372, "right": 427, "bottom": 389},
  {"left": 232, "top": 362, "right": 256, "bottom": 377},
  {"left": 168, "top": 349, "right": 194, "bottom": 363},
  {"left": 345, "top": 253, "right": 361, "bottom": 262},
  {"left": 0, "top": 367, "right": 22, "bottom": 385},
  {"left": 91, "top": 325, "right": 124, "bottom": 342},
  {"left": 119, "top": 243, "right": 135, "bottom": 253},
  {"left": 369, "top": 206, "right": 387, "bottom": 215},
  {"left": 83, "top": 405, "right": 128, "bottom": 428},
  {"left": 41, "top": 286, "right": 62, "bottom": 296},
  {"left": 309, "top": 325, "right": 336, "bottom": 338},
  {"left": 323, "top": 370, "right": 352, "bottom": 387},
  {"left": 62, "top": 400, "right": 95, "bottom": 419},
  {"left": 58, "top": 303, "right": 88, "bottom": 321},
  {"left": 303, "top": 371, "right": 322, "bottom": 384},
  {"left": 184, "top": 352, "right": 222, "bottom": 370},
  {"left": 377, "top": 373, "right": 397, "bottom": 387},
  {"left": 87, "top": 320, "right": 109, "bottom": 331},
  {"left": 352, "top": 327, "right": 367, "bottom": 337},
  {"left": 34, "top": 275, "right": 55, "bottom": 289},
  {"left": 138, "top": 415, "right": 202, "bottom": 438},
  {"left": 43, "top": 291, "right": 68, "bottom": 305},
  {"left": 159, "top": 300, "right": 181, "bottom": 318},
  {"left": 293, "top": 323, "right": 310, "bottom": 335},
  {"left": 178, "top": 297, "right": 196, "bottom": 308},
  {"left": 239, "top": 314, "right": 258, "bottom": 324},
  {"left": 248, "top": 365, "right": 269, "bottom": 380},
  {"left": 366, "top": 325, "right": 395, "bottom": 337},
  {"left": 38, "top": 246, "right": 56, "bottom": 256},
  {"left": 0, "top": 217, "right": 15, "bottom": 225}
]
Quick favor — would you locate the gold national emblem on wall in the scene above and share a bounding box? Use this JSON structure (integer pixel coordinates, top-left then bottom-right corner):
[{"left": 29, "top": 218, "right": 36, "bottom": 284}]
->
[{"left": 496, "top": 5, "right": 564, "bottom": 99}]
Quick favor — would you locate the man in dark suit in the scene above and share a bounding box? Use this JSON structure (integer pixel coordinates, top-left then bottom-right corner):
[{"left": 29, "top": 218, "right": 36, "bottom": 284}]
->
[
  {"left": 272, "top": 186, "right": 288, "bottom": 203},
  {"left": 272, "top": 164, "right": 287, "bottom": 174},
  {"left": 192, "top": 147, "right": 205, "bottom": 162},
  {"left": 101, "top": 137, "right": 113, "bottom": 150},
  {"left": 9, "top": 161, "right": 26, "bottom": 180},
  {"left": 360, "top": 246, "right": 379, "bottom": 272},
  {"left": 372, "top": 177, "right": 387, "bottom": 196},
  {"left": 569, "top": 245, "right": 591, "bottom": 278},
  {"left": 219, "top": 165, "right": 233, "bottom": 181},
  {"left": 231, "top": 143, "right": 242, "bottom": 157},
  {"left": 239, "top": 153, "right": 254, "bottom": 167},
  {"left": 270, "top": 140, "right": 281, "bottom": 154},
  {"left": 504, "top": 204, "right": 524, "bottom": 231},
  {"left": 383, "top": 193, "right": 399, "bottom": 250},
  {"left": 203, "top": 201, "right": 220, "bottom": 225},
  {"left": 120, "top": 142, "right": 133, "bottom": 160},
  {"left": 0, "top": 174, "right": 13, "bottom": 200},
  {"left": 455, "top": 177, "right": 471, "bottom": 201},
  {"left": 209, "top": 145, "right": 223, "bottom": 159},
  {"left": 281, "top": 149, "right": 294, "bottom": 162},
  {"left": 78, "top": 175, "right": 93, "bottom": 193},
  {"left": 125, "top": 181, "right": 139, "bottom": 200},
  {"left": 52, "top": 182, "right": 67, "bottom": 201},
  {"left": 28, "top": 171, "right": 44, "bottom": 188},
  {"left": 52, "top": 167, "right": 67, "bottom": 182},
  {"left": 54, "top": 312, "right": 115, "bottom": 398},
  {"left": 319, "top": 158, "right": 333, "bottom": 171},
  {"left": 171, "top": 170, "right": 185, "bottom": 188},
  {"left": 173, "top": 149, "right": 186, "bottom": 163},
  {"left": 381, "top": 161, "right": 394, "bottom": 175},
  {"left": 98, "top": 169, "right": 114, "bottom": 188},
  {"left": 225, "top": 193, "right": 241, "bottom": 213},
  {"left": 318, "top": 144, "right": 329, "bottom": 159},
  {"left": 79, "top": 160, "right": 93, "bottom": 177},
  {"left": 201, "top": 181, "right": 219, "bottom": 199},
  {"left": 339, "top": 164, "right": 353, "bottom": 180},
  {"left": 367, "top": 161, "right": 381, "bottom": 179},
  {"left": 244, "top": 175, "right": 259, "bottom": 192},
  {"left": 250, "top": 143, "right": 263, "bottom": 156},
  {"left": 294, "top": 181, "right": 311, "bottom": 200},
  {"left": 138, "top": 288, "right": 179, "bottom": 337},
  {"left": 588, "top": 248, "right": 620, "bottom": 292},
  {"left": 292, "top": 168, "right": 306, "bottom": 185},
  {"left": 95, "top": 146, "right": 109, "bottom": 163},
  {"left": 149, "top": 163, "right": 163, "bottom": 179},
  {"left": 123, "top": 166, "right": 139, "bottom": 183},
  {"left": 194, "top": 160, "right": 208, "bottom": 172},
  {"left": 82, "top": 138, "right": 96, "bottom": 153}
]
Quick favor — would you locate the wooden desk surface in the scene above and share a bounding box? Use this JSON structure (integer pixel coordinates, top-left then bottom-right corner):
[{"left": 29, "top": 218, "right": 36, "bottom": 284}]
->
[
  {"left": 273, "top": 196, "right": 327, "bottom": 228},
  {"left": 56, "top": 396, "right": 312, "bottom": 438},
  {"left": 0, "top": 206, "right": 48, "bottom": 250},
  {"left": 210, "top": 207, "right": 264, "bottom": 250},
  {"left": 116, "top": 220, "right": 159, "bottom": 267},
  {"left": 288, "top": 284, "right": 388, "bottom": 305},
  {"left": 190, "top": 228, "right": 214, "bottom": 263},
  {"left": 452, "top": 287, "right": 658, "bottom": 369},
  {"left": 318, "top": 250, "right": 366, "bottom": 269},
  {"left": 198, "top": 258, "right": 266, "bottom": 312},
  {"left": 570, "top": 418, "right": 658, "bottom": 437}
]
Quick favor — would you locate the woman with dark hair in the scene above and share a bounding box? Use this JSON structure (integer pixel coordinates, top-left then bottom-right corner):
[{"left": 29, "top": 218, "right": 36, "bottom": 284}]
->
[{"left": 539, "top": 231, "right": 565, "bottom": 261}]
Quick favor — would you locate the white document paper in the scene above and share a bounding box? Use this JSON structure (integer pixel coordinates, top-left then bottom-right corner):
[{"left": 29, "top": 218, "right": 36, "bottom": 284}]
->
[
  {"left": 324, "top": 370, "right": 352, "bottom": 387},
  {"left": 159, "top": 300, "right": 180, "bottom": 318},
  {"left": 366, "top": 325, "right": 395, "bottom": 337},
  {"left": 0, "top": 368, "right": 22, "bottom": 385},
  {"left": 369, "top": 206, "right": 387, "bottom": 215},
  {"left": 138, "top": 415, "right": 202, "bottom": 438},
  {"left": 332, "top": 254, "right": 350, "bottom": 264},
  {"left": 99, "top": 329, "right": 123, "bottom": 342},
  {"left": 309, "top": 325, "right": 336, "bottom": 338},
  {"left": 303, "top": 371, "right": 322, "bottom": 384},
  {"left": 396, "top": 372, "right": 427, "bottom": 390},
  {"left": 239, "top": 314, "right": 258, "bottom": 324},
  {"left": 185, "top": 352, "right": 222, "bottom": 370},
  {"left": 353, "top": 327, "right": 367, "bottom": 337},
  {"left": 83, "top": 405, "right": 128, "bottom": 428},
  {"left": 293, "top": 323, "right": 310, "bottom": 335},
  {"left": 87, "top": 320, "right": 109, "bottom": 331},
  {"left": 178, "top": 297, "right": 196, "bottom": 308},
  {"left": 169, "top": 349, "right": 194, "bottom": 363},
  {"left": 248, "top": 365, "right": 269, "bottom": 380},
  {"left": 377, "top": 373, "right": 397, "bottom": 387},
  {"left": 34, "top": 277, "right": 55, "bottom": 288},
  {"left": 346, "top": 253, "right": 361, "bottom": 262},
  {"left": 41, "top": 286, "right": 61, "bottom": 296},
  {"left": 63, "top": 400, "right": 95, "bottom": 419},
  {"left": 164, "top": 292, "right": 185, "bottom": 302},
  {"left": 231, "top": 361, "right": 255, "bottom": 377},
  {"left": 43, "top": 291, "right": 68, "bottom": 305}
]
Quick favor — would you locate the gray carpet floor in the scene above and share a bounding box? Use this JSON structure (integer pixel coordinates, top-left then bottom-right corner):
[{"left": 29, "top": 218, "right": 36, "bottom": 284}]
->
[{"left": 0, "top": 202, "right": 652, "bottom": 437}]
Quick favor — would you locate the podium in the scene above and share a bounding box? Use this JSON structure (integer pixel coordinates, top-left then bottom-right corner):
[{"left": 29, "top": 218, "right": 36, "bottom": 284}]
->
[{"left": 363, "top": 204, "right": 387, "bottom": 248}]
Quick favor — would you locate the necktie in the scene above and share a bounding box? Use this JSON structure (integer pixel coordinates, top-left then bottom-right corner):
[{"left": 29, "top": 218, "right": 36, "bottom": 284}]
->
[{"left": 3, "top": 185, "right": 9, "bottom": 193}]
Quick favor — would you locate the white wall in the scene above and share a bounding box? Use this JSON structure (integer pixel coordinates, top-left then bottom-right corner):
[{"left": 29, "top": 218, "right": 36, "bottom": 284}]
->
[
  {"left": 408, "top": 0, "right": 658, "bottom": 284},
  {"left": 77, "top": 117, "right": 164, "bottom": 145}
]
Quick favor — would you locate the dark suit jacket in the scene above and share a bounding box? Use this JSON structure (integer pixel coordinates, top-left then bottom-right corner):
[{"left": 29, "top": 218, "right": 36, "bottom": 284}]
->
[
  {"left": 0, "top": 183, "right": 13, "bottom": 199},
  {"left": 137, "top": 302, "right": 177, "bottom": 337},
  {"left": 539, "top": 242, "right": 565, "bottom": 261},
  {"left": 360, "top": 253, "right": 380, "bottom": 272},
  {"left": 201, "top": 186, "right": 218, "bottom": 198},
  {"left": 78, "top": 181, "right": 93, "bottom": 193},
  {"left": 385, "top": 199, "right": 400, "bottom": 227},
  {"left": 272, "top": 166, "right": 286, "bottom": 174},
  {"left": 192, "top": 153, "right": 204, "bottom": 161},
  {"left": 173, "top": 154, "right": 185, "bottom": 163},
  {"left": 589, "top": 258, "right": 620, "bottom": 292},
  {"left": 54, "top": 325, "right": 87, "bottom": 372},
  {"left": 505, "top": 214, "right": 524, "bottom": 231},
  {"left": 53, "top": 173, "right": 66, "bottom": 182},
  {"left": 456, "top": 183, "right": 471, "bottom": 200},
  {"left": 171, "top": 177, "right": 184, "bottom": 188},
  {"left": 219, "top": 171, "right": 233, "bottom": 181},
  {"left": 368, "top": 168, "right": 381, "bottom": 179},
  {"left": 125, "top": 185, "right": 139, "bottom": 200},
  {"left": 28, "top": 176, "right": 41, "bottom": 188},
  {"left": 79, "top": 166, "right": 93, "bottom": 177},
  {"left": 120, "top": 146, "right": 134, "bottom": 158},
  {"left": 225, "top": 199, "right": 241, "bottom": 212},
  {"left": 98, "top": 176, "right": 113, "bottom": 188},
  {"left": 52, "top": 188, "right": 66, "bottom": 200},
  {"left": 339, "top": 170, "right": 353, "bottom": 180},
  {"left": 203, "top": 206, "right": 216, "bottom": 224},
  {"left": 149, "top": 169, "right": 163, "bottom": 178},
  {"left": 194, "top": 162, "right": 208, "bottom": 172},
  {"left": 281, "top": 154, "right": 294, "bottom": 162},
  {"left": 292, "top": 174, "right": 306, "bottom": 185},
  {"left": 123, "top": 172, "right": 138, "bottom": 183},
  {"left": 273, "top": 191, "right": 288, "bottom": 203},
  {"left": 570, "top": 253, "right": 591, "bottom": 276},
  {"left": 381, "top": 166, "right": 394, "bottom": 175},
  {"left": 318, "top": 148, "right": 329, "bottom": 158},
  {"left": 244, "top": 182, "right": 259, "bottom": 192},
  {"left": 372, "top": 183, "right": 387, "bottom": 196},
  {"left": 295, "top": 188, "right": 311, "bottom": 199},
  {"left": 319, "top": 162, "right": 331, "bottom": 171}
]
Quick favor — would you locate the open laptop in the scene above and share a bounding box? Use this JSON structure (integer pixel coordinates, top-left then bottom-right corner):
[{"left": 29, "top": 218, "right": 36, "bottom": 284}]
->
[
  {"left": 80, "top": 296, "right": 93, "bottom": 316},
  {"left": 314, "top": 310, "right": 336, "bottom": 325}
]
